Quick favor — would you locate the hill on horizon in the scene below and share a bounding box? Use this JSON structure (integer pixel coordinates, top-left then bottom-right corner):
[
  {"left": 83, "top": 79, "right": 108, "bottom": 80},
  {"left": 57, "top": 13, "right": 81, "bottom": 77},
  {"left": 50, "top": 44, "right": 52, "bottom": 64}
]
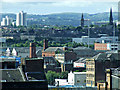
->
[{"left": 0, "top": 12, "right": 118, "bottom": 26}]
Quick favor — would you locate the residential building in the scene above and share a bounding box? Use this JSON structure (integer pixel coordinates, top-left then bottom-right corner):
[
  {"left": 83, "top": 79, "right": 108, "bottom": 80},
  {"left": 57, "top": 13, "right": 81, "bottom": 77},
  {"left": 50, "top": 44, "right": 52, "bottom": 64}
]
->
[
  {"left": 42, "top": 47, "right": 76, "bottom": 72},
  {"left": 86, "top": 52, "right": 120, "bottom": 87},
  {"left": 42, "top": 39, "right": 77, "bottom": 72},
  {"left": 0, "top": 43, "right": 48, "bottom": 89},
  {"left": 1, "top": 58, "right": 48, "bottom": 89},
  {"left": 16, "top": 11, "right": 27, "bottom": 26},
  {"left": 68, "top": 71, "right": 86, "bottom": 86},
  {"left": 1, "top": 16, "right": 11, "bottom": 26},
  {"left": 43, "top": 57, "right": 61, "bottom": 72},
  {"left": 55, "top": 71, "right": 86, "bottom": 87},
  {"left": 0, "top": 56, "right": 21, "bottom": 69},
  {"left": 1, "top": 18, "right": 7, "bottom": 26},
  {"left": 55, "top": 51, "right": 77, "bottom": 63},
  {"left": 42, "top": 39, "right": 77, "bottom": 63},
  {"left": 0, "top": 47, "right": 20, "bottom": 69},
  {"left": 97, "top": 68, "right": 120, "bottom": 90},
  {"left": 106, "top": 68, "right": 120, "bottom": 89},
  {"left": 72, "top": 47, "right": 97, "bottom": 59},
  {"left": 97, "top": 82, "right": 107, "bottom": 90}
]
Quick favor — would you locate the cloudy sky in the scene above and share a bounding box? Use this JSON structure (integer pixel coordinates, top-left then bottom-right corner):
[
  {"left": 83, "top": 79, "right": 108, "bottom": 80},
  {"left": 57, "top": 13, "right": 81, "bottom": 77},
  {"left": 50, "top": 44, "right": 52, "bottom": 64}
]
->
[{"left": 1, "top": 0, "right": 119, "bottom": 14}]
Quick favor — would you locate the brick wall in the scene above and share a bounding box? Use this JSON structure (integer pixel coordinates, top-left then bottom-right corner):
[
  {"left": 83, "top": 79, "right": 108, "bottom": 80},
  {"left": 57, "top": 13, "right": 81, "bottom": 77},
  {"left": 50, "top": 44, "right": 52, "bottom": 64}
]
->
[
  {"left": 94, "top": 43, "right": 108, "bottom": 50},
  {"left": 42, "top": 52, "right": 55, "bottom": 57}
]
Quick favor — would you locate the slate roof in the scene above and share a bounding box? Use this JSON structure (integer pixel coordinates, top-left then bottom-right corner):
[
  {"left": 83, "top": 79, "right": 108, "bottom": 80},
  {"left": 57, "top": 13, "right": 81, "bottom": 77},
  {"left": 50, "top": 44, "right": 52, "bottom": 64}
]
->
[
  {"left": 72, "top": 47, "right": 98, "bottom": 57},
  {"left": 92, "top": 53, "right": 119, "bottom": 61},
  {"left": 92, "top": 53, "right": 108, "bottom": 61},
  {"left": 109, "top": 53, "right": 119, "bottom": 60},
  {"left": 111, "top": 67, "right": 120, "bottom": 77},
  {"left": 74, "top": 58, "right": 86, "bottom": 63},
  {"left": 0, "top": 68, "right": 25, "bottom": 82},
  {"left": 25, "top": 72, "right": 46, "bottom": 81}
]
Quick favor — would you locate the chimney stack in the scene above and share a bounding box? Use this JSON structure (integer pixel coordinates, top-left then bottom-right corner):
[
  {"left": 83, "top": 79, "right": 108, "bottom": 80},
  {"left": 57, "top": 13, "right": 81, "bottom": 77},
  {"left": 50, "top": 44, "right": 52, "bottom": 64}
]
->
[
  {"left": 43, "top": 39, "right": 48, "bottom": 51},
  {"left": 29, "top": 43, "right": 37, "bottom": 58}
]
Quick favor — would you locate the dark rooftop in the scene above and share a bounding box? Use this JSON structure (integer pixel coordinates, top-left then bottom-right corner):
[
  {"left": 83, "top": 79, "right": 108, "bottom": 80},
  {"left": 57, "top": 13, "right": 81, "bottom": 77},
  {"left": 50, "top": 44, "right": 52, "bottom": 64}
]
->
[{"left": 0, "top": 68, "right": 25, "bottom": 82}]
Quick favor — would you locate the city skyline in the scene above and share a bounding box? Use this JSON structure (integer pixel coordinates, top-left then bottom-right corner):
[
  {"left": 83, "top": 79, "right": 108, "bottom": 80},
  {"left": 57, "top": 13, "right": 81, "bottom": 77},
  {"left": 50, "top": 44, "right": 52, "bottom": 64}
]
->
[{"left": 1, "top": 1, "right": 118, "bottom": 15}]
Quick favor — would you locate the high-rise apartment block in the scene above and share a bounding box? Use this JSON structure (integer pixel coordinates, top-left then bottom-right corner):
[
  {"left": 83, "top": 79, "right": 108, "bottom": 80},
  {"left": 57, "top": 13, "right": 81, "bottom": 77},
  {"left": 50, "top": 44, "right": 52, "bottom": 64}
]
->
[
  {"left": 16, "top": 11, "right": 27, "bottom": 26},
  {"left": 1, "top": 16, "right": 11, "bottom": 26}
]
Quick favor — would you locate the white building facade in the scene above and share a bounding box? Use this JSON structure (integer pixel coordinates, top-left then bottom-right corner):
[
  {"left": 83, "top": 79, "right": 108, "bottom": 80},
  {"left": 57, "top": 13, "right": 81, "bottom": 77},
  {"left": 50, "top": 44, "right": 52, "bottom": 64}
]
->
[
  {"left": 55, "top": 71, "right": 86, "bottom": 86},
  {"left": 68, "top": 71, "right": 86, "bottom": 86},
  {"left": 1, "top": 16, "right": 11, "bottom": 26},
  {"left": 16, "top": 11, "right": 27, "bottom": 26}
]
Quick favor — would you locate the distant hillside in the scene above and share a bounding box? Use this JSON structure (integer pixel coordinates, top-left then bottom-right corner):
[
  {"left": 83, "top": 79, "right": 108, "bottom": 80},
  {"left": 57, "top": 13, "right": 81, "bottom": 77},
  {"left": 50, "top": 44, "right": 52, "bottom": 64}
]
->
[{"left": 0, "top": 12, "right": 118, "bottom": 26}]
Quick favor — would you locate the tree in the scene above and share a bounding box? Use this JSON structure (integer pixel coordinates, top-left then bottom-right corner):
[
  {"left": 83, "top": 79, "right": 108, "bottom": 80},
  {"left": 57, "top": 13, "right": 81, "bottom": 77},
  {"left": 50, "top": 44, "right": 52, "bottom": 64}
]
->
[
  {"left": 46, "top": 71, "right": 69, "bottom": 85},
  {"left": 59, "top": 71, "right": 68, "bottom": 79},
  {"left": 46, "top": 71, "right": 59, "bottom": 85}
]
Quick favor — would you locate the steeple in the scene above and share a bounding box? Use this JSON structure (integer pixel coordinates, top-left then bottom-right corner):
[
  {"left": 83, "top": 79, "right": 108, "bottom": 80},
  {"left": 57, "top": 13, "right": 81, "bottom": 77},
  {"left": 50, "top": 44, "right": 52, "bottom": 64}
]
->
[
  {"left": 6, "top": 48, "right": 10, "bottom": 56},
  {"left": 12, "top": 48, "right": 17, "bottom": 56},
  {"left": 81, "top": 13, "right": 84, "bottom": 27},
  {"left": 109, "top": 8, "right": 113, "bottom": 25}
]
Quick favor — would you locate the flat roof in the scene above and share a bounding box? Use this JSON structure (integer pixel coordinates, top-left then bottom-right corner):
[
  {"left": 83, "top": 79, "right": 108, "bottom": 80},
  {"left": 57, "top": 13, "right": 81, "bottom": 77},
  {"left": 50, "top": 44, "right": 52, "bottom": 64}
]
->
[{"left": 25, "top": 57, "right": 43, "bottom": 60}]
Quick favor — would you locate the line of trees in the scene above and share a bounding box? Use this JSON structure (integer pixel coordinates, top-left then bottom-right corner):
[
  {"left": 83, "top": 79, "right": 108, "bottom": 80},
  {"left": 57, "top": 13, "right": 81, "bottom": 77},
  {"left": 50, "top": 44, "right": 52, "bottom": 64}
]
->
[{"left": 7, "top": 39, "right": 93, "bottom": 48}]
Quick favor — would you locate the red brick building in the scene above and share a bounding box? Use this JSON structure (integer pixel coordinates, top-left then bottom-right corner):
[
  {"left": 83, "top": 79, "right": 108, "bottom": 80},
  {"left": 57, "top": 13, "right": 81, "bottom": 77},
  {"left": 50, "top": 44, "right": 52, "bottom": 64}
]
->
[{"left": 94, "top": 43, "right": 108, "bottom": 50}]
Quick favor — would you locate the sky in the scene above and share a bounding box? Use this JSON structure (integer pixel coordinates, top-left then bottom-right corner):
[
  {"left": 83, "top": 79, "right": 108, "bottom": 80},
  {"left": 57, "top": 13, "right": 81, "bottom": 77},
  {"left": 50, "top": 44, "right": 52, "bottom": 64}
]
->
[{"left": 1, "top": 0, "right": 119, "bottom": 14}]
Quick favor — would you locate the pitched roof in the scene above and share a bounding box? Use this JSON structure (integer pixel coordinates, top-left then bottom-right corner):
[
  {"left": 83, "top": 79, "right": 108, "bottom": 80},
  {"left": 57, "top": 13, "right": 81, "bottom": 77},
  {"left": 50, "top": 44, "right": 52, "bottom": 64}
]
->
[
  {"left": 25, "top": 72, "right": 46, "bottom": 81},
  {"left": 92, "top": 53, "right": 108, "bottom": 61},
  {"left": 74, "top": 58, "right": 86, "bottom": 63},
  {"left": 0, "top": 68, "right": 25, "bottom": 82},
  {"left": 72, "top": 47, "right": 98, "bottom": 57},
  {"left": 92, "top": 53, "right": 119, "bottom": 61}
]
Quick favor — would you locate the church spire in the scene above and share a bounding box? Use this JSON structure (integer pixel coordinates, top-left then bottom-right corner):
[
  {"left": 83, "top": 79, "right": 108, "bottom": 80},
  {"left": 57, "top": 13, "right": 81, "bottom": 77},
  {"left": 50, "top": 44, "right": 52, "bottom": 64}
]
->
[
  {"left": 81, "top": 13, "right": 84, "bottom": 27},
  {"left": 109, "top": 8, "right": 113, "bottom": 25}
]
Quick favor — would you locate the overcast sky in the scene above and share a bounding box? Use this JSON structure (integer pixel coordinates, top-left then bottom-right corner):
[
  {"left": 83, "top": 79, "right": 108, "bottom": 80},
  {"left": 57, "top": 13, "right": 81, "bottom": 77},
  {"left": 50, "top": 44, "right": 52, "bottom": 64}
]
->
[{"left": 1, "top": 0, "right": 119, "bottom": 14}]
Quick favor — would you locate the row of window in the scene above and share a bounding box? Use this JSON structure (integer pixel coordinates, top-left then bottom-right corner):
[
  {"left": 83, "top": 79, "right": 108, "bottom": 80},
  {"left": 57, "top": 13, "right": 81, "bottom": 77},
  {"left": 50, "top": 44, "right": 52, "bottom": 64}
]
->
[
  {"left": 86, "top": 61, "right": 94, "bottom": 65},
  {"left": 86, "top": 74, "right": 94, "bottom": 77},
  {"left": 86, "top": 68, "right": 94, "bottom": 71},
  {"left": 86, "top": 80, "right": 95, "bottom": 85}
]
